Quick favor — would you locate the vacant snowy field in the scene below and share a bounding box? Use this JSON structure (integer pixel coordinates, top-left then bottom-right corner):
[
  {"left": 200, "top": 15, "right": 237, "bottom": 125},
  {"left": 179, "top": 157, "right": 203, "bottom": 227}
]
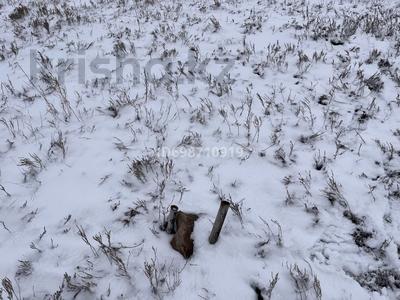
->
[{"left": 1, "top": 0, "right": 400, "bottom": 299}]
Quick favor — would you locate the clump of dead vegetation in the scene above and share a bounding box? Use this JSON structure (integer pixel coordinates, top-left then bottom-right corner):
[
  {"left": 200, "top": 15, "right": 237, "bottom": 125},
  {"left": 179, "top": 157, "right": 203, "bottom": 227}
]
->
[
  {"left": 322, "top": 174, "right": 348, "bottom": 208},
  {"left": 128, "top": 153, "right": 173, "bottom": 184},
  {"left": 9, "top": 4, "right": 29, "bottom": 20},
  {"left": 348, "top": 268, "right": 400, "bottom": 293},
  {"left": 18, "top": 153, "right": 44, "bottom": 182},
  {"left": 144, "top": 248, "right": 182, "bottom": 297},
  {"left": 288, "top": 263, "right": 322, "bottom": 300}
]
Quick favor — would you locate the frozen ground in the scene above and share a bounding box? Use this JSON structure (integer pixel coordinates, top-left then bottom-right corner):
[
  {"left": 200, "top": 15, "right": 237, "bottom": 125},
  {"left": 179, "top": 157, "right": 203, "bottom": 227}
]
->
[{"left": 1, "top": 0, "right": 400, "bottom": 299}]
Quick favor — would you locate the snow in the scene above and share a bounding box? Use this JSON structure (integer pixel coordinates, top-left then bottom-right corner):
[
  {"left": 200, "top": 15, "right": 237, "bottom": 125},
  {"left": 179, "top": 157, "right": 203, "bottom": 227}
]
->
[{"left": 1, "top": 0, "right": 400, "bottom": 299}]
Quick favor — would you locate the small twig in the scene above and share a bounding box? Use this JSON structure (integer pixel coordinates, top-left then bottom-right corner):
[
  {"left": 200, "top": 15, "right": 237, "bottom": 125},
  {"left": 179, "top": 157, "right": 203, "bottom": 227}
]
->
[
  {"left": 39, "top": 226, "right": 47, "bottom": 241},
  {"left": 0, "top": 184, "right": 11, "bottom": 197},
  {"left": 0, "top": 221, "right": 11, "bottom": 233}
]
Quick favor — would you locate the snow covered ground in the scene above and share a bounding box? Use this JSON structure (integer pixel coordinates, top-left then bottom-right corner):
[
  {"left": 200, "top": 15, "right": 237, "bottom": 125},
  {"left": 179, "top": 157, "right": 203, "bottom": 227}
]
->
[{"left": 1, "top": 0, "right": 400, "bottom": 299}]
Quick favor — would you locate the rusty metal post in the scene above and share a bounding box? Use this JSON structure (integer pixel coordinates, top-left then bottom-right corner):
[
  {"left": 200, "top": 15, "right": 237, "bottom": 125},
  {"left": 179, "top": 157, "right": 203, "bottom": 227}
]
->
[
  {"left": 165, "top": 205, "right": 179, "bottom": 234},
  {"left": 208, "top": 201, "right": 230, "bottom": 244}
]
